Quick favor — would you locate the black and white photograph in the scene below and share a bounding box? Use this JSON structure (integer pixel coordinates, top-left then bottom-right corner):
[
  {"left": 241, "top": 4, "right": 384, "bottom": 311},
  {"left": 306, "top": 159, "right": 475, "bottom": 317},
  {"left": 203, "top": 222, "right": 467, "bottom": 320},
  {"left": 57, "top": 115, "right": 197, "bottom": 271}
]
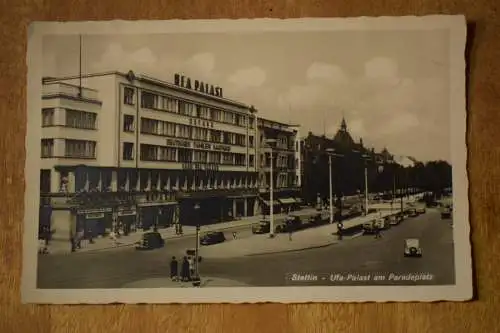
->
[{"left": 22, "top": 16, "right": 471, "bottom": 304}]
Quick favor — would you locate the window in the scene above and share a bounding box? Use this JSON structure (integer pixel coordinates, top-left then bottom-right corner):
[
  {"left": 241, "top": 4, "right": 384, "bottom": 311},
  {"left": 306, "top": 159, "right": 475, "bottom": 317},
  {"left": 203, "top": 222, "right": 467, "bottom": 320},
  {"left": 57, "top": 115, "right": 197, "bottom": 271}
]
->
[
  {"left": 124, "top": 87, "right": 135, "bottom": 105},
  {"left": 194, "top": 151, "right": 208, "bottom": 163},
  {"left": 41, "top": 139, "right": 54, "bottom": 158},
  {"left": 123, "top": 142, "right": 134, "bottom": 160},
  {"left": 159, "top": 121, "right": 176, "bottom": 136},
  {"left": 160, "top": 97, "right": 178, "bottom": 113},
  {"left": 123, "top": 115, "right": 135, "bottom": 132},
  {"left": 235, "top": 134, "right": 245, "bottom": 146},
  {"left": 178, "top": 148, "right": 192, "bottom": 163},
  {"left": 140, "top": 144, "right": 157, "bottom": 161},
  {"left": 141, "top": 91, "right": 156, "bottom": 109},
  {"left": 178, "top": 101, "right": 193, "bottom": 116},
  {"left": 42, "top": 108, "right": 54, "bottom": 126},
  {"left": 222, "top": 153, "right": 233, "bottom": 165},
  {"left": 249, "top": 154, "right": 255, "bottom": 167},
  {"left": 249, "top": 136, "right": 254, "bottom": 147},
  {"left": 65, "top": 109, "right": 97, "bottom": 129},
  {"left": 192, "top": 127, "right": 208, "bottom": 141},
  {"left": 64, "top": 139, "right": 96, "bottom": 159},
  {"left": 209, "top": 152, "right": 221, "bottom": 163},
  {"left": 158, "top": 147, "right": 176, "bottom": 161},
  {"left": 235, "top": 153, "right": 245, "bottom": 166},
  {"left": 141, "top": 117, "right": 158, "bottom": 135},
  {"left": 178, "top": 125, "right": 191, "bottom": 139},
  {"left": 210, "top": 130, "right": 222, "bottom": 143}
]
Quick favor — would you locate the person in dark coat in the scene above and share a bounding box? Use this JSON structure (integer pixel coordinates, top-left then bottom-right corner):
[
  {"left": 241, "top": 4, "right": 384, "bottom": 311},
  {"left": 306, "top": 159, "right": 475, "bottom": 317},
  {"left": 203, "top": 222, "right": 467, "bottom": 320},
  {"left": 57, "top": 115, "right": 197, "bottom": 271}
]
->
[
  {"left": 181, "top": 256, "right": 190, "bottom": 282},
  {"left": 170, "top": 256, "right": 178, "bottom": 281}
]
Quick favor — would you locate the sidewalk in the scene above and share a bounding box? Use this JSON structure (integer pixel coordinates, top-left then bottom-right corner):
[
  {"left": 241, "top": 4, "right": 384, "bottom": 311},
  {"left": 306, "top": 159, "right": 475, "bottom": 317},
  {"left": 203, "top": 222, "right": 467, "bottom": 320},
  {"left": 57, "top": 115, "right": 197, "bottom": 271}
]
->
[
  {"left": 121, "top": 276, "right": 250, "bottom": 288},
  {"left": 198, "top": 210, "right": 400, "bottom": 259},
  {"left": 43, "top": 207, "right": 320, "bottom": 255}
]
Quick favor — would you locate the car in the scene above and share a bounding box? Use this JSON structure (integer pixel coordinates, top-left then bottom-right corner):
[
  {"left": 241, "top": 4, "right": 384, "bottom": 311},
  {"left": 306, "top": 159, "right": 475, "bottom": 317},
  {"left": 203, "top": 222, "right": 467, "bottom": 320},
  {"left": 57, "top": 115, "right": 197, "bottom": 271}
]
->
[
  {"left": 135, "top": 231, "right": 165, "bottom": 250},
  {"left": 200, "top": 231, "right": 226, "bottom": 245},
  {"left": 441, "top": 205, "right": 453, "bottom": 219},
  {"left": 252, "top": 220, "right": 270, "bottom": 234},
  {"left": 387, "top": 214, "right": 402, "bottom": 226},
  {"left": 416, "top": 206, "right": 426, "bottom": 214},
  {"left": 408, "top": 208, "right": 419, "bottom": 217},
  {"left": 276, "top": 215, "right": 302, "bottom": 233},
  {"left": 404, "top": 238, "right": 422, "bottom": 257}
]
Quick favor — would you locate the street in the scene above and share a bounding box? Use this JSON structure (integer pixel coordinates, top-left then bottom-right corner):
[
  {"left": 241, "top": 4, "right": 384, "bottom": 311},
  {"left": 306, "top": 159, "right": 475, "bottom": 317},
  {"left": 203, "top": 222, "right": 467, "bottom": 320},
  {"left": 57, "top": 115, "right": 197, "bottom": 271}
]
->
[{"left": 37, "top": 208, "right": 454, "bottom": 288}]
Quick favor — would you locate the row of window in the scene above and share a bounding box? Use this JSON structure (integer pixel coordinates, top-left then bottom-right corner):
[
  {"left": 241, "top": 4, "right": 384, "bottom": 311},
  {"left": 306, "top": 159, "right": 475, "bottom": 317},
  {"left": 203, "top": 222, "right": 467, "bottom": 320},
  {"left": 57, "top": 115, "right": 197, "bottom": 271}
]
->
[
  {"left": 135, "top": 144, "right": 254, "bottom": 166},
  {"left": 123, "top": 87, "right": 255, "bottom": 128},
  {"left": 260, "top": 153, "right": 296, "bottom": 169},
  {"left": 138, "top": 116, "right": 252, "bottom": 146},
  {"left": 41, "top": 139, "right": 96, "bottom": 159},
  {"left": 42, "top": 108, "right": 97, "bottom": 130}
]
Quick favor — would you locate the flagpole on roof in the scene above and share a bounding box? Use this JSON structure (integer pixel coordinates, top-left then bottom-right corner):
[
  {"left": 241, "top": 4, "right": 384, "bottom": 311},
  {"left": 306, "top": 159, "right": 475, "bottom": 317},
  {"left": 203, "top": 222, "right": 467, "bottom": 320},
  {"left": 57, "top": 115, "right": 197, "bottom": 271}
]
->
[{"left": 78, "top": 34, "right": 82, "bottom": 97}]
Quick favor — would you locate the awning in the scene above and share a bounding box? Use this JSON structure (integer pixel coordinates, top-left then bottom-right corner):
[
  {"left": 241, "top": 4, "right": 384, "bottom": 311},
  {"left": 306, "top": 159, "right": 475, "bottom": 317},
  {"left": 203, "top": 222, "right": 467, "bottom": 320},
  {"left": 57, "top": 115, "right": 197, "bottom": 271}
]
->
[
  {"left": 279, "top": 198, "right": 296, "bottom": 205},
  {"left": 263, "top": 200, "right": 280, "bottom": 206}
]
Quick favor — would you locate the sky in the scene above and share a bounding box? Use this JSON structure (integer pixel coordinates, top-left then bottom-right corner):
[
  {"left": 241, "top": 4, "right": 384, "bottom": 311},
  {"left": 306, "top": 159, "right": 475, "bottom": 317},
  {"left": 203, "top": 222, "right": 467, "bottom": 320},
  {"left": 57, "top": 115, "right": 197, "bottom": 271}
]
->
[{"left": 42, "top": 30, "right": 451, "bottom": 162}]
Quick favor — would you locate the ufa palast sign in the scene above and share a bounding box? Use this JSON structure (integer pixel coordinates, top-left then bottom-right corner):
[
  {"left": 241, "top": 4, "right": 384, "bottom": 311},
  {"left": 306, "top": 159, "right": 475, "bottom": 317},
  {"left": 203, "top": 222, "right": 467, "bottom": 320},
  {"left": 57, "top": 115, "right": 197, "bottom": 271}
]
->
[{"left": 174, "top": 73, "right": 224, "bottom": 98}]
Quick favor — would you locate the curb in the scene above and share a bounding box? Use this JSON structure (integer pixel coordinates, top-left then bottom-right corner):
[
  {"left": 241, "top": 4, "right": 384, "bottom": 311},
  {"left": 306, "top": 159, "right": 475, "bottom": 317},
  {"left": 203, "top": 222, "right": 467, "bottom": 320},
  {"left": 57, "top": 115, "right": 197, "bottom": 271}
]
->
[{"left": 48, "top": 222, "right": 259, "bottom": 255}]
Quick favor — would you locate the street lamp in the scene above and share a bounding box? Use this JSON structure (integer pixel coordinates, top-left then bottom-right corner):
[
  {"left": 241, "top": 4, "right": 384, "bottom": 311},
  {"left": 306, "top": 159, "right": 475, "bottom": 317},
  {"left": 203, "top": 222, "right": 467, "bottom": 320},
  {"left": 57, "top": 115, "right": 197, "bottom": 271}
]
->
[
  {"left": 193, "top": 202, "right": 201, "bottom": 286},
  {"left": 325, "top": 148, "right": 343, "bottom": 224},
  {"left": 265, "top": 138, "right": 277, "bottom": 238}
]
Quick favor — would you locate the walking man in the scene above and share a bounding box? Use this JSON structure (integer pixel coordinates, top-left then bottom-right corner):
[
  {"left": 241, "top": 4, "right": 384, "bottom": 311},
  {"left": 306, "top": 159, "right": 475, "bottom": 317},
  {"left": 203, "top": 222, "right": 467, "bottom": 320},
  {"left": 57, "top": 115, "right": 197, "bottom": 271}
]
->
[{"left": 170, "top": 256, "right": 178, "bottom": 281}]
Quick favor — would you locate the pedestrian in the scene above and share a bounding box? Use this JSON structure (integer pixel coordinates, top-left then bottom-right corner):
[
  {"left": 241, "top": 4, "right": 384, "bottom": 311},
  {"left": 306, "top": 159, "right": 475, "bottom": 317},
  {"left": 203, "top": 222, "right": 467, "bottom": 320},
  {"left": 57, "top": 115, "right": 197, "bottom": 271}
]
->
[
  {"left": 170, "top": 256, "right": 178, "bottom": 281},
  {"left": 288, "top": 229, "right": 293, "bottom": 241},
  {"left": 181, "top": 256, "right": 190, "bottom": 281},
  {"left": 188, "top": 256, "right": 195, "bottom": 279},
  {"left": 232, "top": 231, "right": 237, "bottom": 239},
  {"left": 375, "top": 226, "right": 382, "bottom": 239}
]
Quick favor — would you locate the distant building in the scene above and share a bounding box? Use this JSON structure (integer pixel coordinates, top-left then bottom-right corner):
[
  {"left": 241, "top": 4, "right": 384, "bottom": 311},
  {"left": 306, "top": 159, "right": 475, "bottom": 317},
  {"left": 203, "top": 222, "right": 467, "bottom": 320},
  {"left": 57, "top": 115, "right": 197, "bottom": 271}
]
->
[
  {"left": 301, "top": 117, "right": 397, "bottom": 205},
  {"left": 256, "top": 117, "right": 302, "bottom": 214},
  {"left": 40, "top": 71, "right": 260, "bottom": 241}
]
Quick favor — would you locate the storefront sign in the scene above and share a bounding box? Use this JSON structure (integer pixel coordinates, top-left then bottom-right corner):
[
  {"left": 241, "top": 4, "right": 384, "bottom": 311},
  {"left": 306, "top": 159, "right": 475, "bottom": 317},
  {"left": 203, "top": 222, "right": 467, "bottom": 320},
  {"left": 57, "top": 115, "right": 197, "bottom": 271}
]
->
[
  {"left": 166, "top": 138, "right": 192, "bottom": 148},
  {"left": 86, "top": 213, "right": 105, "bottom": 219},
  {"left": 168, "top": 138, "right": 231, "bottom": 152},
  {"left": 213, "top": 144, "right": 231, "bottom": 152},
  {"left": 174, "top": 74, "right": 224, "bottom": 97},
  {"left": 182, "top": 162, "right": 219, "bottom": 171},
  {"left": 118, "top": 210, "right": 136, "bottom": 216},
  {"left": 77, "top": 208, "right": 112, "bottom": 215}
]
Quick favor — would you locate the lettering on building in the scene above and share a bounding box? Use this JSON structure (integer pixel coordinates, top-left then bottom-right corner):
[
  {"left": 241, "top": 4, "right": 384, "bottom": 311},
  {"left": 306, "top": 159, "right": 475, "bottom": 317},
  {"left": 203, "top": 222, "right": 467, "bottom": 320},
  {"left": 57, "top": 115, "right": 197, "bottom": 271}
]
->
[
  {"left": 166, "top": 138, "right": 192, "bottom": 148},
  {"left": 182, "top": 162, "right": 220, "bottom": 172},
  {"left": 213, "top": 144, "right": 231, "bottom": 152},
  {"left": 174, "top": 74, "right": 223, "bottom": 98}
]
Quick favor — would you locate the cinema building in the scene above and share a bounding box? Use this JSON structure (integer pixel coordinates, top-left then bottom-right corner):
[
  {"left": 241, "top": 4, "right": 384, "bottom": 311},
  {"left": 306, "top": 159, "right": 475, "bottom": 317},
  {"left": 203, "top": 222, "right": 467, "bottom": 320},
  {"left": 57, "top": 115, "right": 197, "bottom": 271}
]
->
[
  {"left": 256, "top": 118, "right": 302, "bottom": 214},
  {"left": 40, "top": 71, "right": 259, "bottom": 242}
]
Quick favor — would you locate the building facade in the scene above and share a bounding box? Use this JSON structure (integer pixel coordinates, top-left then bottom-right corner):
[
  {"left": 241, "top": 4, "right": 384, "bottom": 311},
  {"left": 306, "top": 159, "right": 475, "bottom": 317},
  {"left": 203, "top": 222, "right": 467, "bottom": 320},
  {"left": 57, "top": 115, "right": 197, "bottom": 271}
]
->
[
  {"left": 256, "top": 117, "right": 302, "bottom": 214},
  {"left": 40, "top": 71, "right": 260, "bottom": 242},
  {"left": 301, "top": 117, "right": 397, "bottom": 206}
]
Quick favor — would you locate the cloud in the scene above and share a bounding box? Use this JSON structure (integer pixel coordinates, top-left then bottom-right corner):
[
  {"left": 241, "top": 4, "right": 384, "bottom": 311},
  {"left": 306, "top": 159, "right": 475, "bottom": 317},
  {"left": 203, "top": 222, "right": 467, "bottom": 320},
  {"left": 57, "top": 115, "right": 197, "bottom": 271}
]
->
[
  {"left": 306, "top": 62, "right": 346, "bottom": 83},
  {"left": 181, "top": 52, "right": 215, "bottom": 79},
  {"left": 227, "top": 66, "right": 267, "bottom": 88},
  {"left": 364, "top": 57, "right": 399, "bottom": 79}
]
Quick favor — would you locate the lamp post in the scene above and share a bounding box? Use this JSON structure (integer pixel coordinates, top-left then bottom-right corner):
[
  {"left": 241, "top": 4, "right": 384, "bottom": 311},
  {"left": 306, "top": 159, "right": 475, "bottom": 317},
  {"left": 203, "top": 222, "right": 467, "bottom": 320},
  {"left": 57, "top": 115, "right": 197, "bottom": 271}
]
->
[
  {"left": 193, "top": 202, "right": 201, "bottom": 285},
  {"left": 326, "top": 148, "right": 343, "bottom": 224},
  {"left": 265, "top": 139, "right": 277, "bottom": 238}
]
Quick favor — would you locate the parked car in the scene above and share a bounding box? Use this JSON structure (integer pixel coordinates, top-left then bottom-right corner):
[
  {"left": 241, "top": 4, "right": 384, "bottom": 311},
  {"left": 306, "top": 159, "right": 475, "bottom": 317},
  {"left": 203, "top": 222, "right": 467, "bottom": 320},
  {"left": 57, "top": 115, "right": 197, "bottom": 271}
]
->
[
  {"left": 404, "top": 238, "right": 422, "bottom": 257},
  {"left": 408, "top": 208, "right": 419, "bottom": 217},
  {"left": 276, "top": 215, "right": 302, "bottom": 233},
  {"left": 416, "top": 205, "right": 426, "bottom": 214},
  {"left": 441, "top": 205, "right": 453, "bottom": 219},
  {"left": 252, "top": 220, "right": 270, "bottom": 234},
  {"left": 387, "top": 214, "right": 402, "bottom": 226},
  {"left": 200, "top": 231, "right": 226, "bottom": 245},
  {"left": 135, "top": 231, "right": 165, "bottom": 251}
]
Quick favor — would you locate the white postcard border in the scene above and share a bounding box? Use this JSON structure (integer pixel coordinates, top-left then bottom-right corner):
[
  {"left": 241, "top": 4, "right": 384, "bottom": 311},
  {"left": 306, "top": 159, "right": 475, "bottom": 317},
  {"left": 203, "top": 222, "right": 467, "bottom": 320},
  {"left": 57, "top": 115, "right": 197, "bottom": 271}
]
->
[{"left": 21, "top": 15, "right": 471, "bottom": 304}]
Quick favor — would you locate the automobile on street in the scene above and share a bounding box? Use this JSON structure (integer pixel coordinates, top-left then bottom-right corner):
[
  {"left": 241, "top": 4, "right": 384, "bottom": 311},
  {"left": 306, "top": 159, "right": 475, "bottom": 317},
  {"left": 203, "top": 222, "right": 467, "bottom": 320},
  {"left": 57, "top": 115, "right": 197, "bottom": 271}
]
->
[
  {"left": 200, "top": 231, "right": 226, "bottom": 246},
  {"left": 404, "top": 238, "right": 422, "bottom": 257},
  {"left": 135, "top": 231, "right": 165, "bottom": 251}
]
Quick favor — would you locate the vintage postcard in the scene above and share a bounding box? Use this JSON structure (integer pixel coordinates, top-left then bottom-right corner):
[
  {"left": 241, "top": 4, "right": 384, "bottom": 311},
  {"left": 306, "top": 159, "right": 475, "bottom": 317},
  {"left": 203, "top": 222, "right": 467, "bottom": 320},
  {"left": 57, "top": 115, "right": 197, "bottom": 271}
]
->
[{"left": 22, "top": 16, "right": 471, "bottom": 304}]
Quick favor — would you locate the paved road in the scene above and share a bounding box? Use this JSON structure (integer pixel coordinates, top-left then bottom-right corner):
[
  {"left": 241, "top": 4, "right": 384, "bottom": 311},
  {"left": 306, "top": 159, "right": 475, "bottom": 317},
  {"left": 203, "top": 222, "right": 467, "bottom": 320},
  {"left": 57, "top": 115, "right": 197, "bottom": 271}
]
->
[{"left": 37, "top": 208, "right": 454, "bottom": 288}]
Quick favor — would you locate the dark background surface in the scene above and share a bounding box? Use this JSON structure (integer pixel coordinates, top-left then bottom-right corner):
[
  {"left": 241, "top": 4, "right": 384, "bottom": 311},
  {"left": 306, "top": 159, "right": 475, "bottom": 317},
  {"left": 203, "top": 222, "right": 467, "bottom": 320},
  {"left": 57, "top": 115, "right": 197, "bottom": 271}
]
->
[{"left": 0, "top": 1, "right": 499, "bottom": 332}]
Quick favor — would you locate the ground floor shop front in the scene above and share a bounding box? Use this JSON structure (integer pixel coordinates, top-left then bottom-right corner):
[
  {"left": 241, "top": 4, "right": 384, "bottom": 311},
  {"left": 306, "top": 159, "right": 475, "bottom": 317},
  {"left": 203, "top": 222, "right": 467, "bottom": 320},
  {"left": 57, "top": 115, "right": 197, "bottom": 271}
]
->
[{"left": 40, "top": 196, "right": 260, "bottom": 241}]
